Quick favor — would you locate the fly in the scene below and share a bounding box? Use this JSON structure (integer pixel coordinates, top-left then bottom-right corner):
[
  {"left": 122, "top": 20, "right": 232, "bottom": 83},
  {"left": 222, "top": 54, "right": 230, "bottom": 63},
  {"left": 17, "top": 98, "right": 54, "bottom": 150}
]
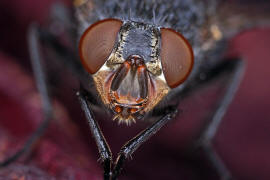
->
[
  {"left": 1, "top": 0, "right": 269, "bottom": 179},
  {"left": 79, "top": 18, "right": 193, "bottom": 125}
]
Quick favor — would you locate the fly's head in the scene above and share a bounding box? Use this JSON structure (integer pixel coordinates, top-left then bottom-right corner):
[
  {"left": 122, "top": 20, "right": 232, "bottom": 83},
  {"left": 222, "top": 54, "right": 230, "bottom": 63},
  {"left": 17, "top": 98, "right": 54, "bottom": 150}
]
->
[{"left": 79, "top": 19, "right": 194, "bottom": 125}]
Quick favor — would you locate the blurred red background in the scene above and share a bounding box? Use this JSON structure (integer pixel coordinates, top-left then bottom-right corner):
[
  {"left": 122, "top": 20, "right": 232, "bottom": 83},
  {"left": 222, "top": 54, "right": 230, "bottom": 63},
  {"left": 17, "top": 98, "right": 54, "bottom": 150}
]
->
[{"left": 0, "top": 0, "right": 269, "bottom": 179}]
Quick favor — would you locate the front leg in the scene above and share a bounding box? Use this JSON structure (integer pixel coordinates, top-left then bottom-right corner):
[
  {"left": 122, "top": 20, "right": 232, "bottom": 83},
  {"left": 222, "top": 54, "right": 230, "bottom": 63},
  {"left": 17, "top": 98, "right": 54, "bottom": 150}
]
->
[
  {"left": 77, "top": 87, "right": 112, "bottom": 180},
  {"left": 111, "top": 106, "right": 178, "bottom": 180},
  {"left": 150, "top": 58, "right": 244, "bottom": 179}
]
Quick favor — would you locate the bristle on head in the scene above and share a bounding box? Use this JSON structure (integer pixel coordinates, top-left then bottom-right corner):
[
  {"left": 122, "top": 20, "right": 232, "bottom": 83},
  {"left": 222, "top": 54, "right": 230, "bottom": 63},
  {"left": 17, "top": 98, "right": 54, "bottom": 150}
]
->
[{"left": 113, "top": 114, "right": 136, "bottom": 126}]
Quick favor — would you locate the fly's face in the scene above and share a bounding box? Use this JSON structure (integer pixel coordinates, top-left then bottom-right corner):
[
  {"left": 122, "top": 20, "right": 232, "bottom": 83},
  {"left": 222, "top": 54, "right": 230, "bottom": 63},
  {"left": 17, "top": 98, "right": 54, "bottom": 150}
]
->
[{"left": 79, "top": 19, "right": 194, "bottom": 125}]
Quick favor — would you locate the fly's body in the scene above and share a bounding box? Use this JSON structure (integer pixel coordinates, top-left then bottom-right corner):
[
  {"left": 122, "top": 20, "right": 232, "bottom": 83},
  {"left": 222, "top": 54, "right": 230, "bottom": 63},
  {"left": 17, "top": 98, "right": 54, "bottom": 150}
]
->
[
  {"left": 75, "top": 0, "right": 220, "bottom": 125},
  {"left": 1, "top": 0, "right": 269, "bottom": 179}
]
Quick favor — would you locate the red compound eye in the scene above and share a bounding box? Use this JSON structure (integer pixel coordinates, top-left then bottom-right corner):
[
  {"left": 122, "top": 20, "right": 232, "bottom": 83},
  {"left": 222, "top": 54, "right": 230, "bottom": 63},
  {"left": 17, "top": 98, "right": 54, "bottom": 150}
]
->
[
  {"left": 79, "top": 18, "right": 123, "bottom": 74},
  {"left": 160, "top": 28, "right": 194, "bottom": 88}
]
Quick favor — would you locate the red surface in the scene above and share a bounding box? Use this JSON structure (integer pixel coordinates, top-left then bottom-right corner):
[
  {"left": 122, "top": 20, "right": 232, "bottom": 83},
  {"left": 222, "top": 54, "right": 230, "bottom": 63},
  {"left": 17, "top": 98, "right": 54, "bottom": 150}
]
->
[{"left": 0, "top": 0, "right": 270, "bottom": 180}]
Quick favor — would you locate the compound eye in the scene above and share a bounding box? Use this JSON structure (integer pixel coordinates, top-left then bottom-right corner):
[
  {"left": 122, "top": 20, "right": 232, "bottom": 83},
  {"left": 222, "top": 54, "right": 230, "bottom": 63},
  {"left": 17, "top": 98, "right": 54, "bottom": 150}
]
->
[
  {"left": 79, "top": 19, "right": 123, "bottom": 74},
  {"left": 160, "top": 28, "right": 194, "bottom": 88}
]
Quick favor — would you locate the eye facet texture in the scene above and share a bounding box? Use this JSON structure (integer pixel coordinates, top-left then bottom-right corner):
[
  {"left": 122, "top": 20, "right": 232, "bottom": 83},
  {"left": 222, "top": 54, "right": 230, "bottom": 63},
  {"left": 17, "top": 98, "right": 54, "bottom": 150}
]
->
[
  {"left": 79, "top": 19, "right": 123, "bottom": 74},
  {"left": 160, "top": 28, "right": 194, "bottom": 88}
]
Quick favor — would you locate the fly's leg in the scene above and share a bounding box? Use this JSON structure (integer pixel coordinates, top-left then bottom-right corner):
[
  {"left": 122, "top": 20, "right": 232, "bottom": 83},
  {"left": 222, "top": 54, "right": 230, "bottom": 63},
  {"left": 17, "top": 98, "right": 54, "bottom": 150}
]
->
[
  {"left": 195, "top": 59, "right": 245, "bottom": 180},
  {"left": 0, "top": 24, "right": 54, "bottom": 167},
  {"left": 0, "top": 2, "right": 83, "bottom": 168},
  {"left": 151, "top": 59, "right": 244, "bottom": 179},
  {"left": 78, "top": 86, "right": 178, "bottom": 180},
  {"left": 77, "top": 88, "right": 112, "bottom": 180},
  {"left": 178, "top": 59, "right": 244, "bottom": 179},
  {"left": 0, "top": 2, "right": 86, "bottom": 168},
  {"left": 196, "top": 59, "right": 245, "bottom": 143},
  {"left": 111, "top": 107, "right": 178, "bottom": 180}
]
